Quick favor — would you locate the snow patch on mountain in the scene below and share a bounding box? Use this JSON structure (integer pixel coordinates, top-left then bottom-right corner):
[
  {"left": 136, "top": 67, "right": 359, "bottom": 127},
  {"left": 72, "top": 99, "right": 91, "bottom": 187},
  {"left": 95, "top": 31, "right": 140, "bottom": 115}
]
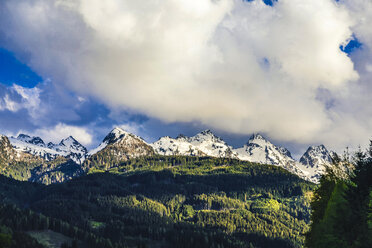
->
[
  {"left": 188, "top": 130, "right": 238, "bottom": 158},
  {"left": 10, "top": 136, "right": 62, "bottom": 161},
  {"left": 49, "top": 136, "right": 88, "bottom": 164},
  {"left": 234, "top": 134, "right": 295, "bottom": 165},
  {"left": 4, "top": 127, "right": 337, "bottom": 183},
  {"left": 9, "top": 134, "right": 87, "bottom": 164},
  {"left": 17, "top": 134, "right": 46, "bottom": 147},
  {"left": 232, "top": 134, "right": 314, "bottom": 181},
  {"left": 151, "top": 130, "right": 238, "bottom": 158},
  {"left": 151, "top": 136, "right": 202, "bottom": 156},
  {"left": 297, "top": 145, "right": 334, "bottom": 183}
]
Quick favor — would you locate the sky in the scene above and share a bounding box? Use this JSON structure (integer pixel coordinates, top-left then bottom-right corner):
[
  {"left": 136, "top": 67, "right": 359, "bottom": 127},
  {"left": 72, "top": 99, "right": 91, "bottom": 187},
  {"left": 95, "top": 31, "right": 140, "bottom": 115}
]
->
[{"left": 0, "top": 0, "right": 371, "bottom": 158}]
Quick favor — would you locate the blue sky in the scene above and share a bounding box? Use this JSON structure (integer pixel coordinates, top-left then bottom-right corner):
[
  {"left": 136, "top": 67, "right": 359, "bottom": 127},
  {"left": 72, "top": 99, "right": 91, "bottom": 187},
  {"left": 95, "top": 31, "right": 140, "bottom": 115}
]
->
[
  {"left": 0, "top": 0, "right": 371, "bottom": 157},
  {"left": 0, "top": 47, "right": 228, "bottom": 147},
  {"left": 0, "top": 49, "right": 41, "bottom": 88}
]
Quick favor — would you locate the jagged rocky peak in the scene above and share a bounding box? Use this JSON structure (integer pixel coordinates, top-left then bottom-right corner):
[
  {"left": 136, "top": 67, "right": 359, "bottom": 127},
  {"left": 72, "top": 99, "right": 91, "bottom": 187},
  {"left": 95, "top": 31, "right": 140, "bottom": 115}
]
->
[
  {"left": 47, "top": 142, "right": 56, "bottom": 149},
  {"left": 235, "top": 132, "right": 295, "bottom": 166},
  {"left": 8, "top": 132, "right": 88, "bottom": 164},
  {"left": 88, "top": 127, "right": 150, "bottom": 156},
  {"left": 103, "top": 127, "right": 132, "bottom": 144},
  {"left": 17, "top": 133, "right": 31, "bottom": 141},
  {"left": 246, "top": 133, "right": 270, "bottom": 147},
  {"left": 176, "top": 134, "right": 187, "bottom": 140},
  {"left": 200, "top": 129, "right": 214, "bottom": 135},
  {"left": 17, "top": 134, "right": 46, "bottom": 147},
  {"left": 60, "top": 136, "right": 76, "bottom": 145},
  {"left": 190, "top": 129, "right": 224, "bottom": 143},
  {"left": 85, "top": 127, "right": 154, "bottom": 171},
  {"left": 198, "top": 129, "right": 217, "bottom": 137},
  {"left": 300, "top": 144, "right": 332, "bottom": 168},
  {"left": 58, "top": 136, "right": 88, "bottom": 156},
  {"left": 59, "top": 136, "right": 85, "bottom": 149},
  {"left": 30, "top": 137, "right": 46, "bottom": 147},
  {"left": 277, "top": 146, "right": 293, "bottom": 158},
  {"left": 248, "top": 133, "right": 266, "bottom": 141},
  {"left": 246, "top": 133, "right": 293, "bottom": 158}
]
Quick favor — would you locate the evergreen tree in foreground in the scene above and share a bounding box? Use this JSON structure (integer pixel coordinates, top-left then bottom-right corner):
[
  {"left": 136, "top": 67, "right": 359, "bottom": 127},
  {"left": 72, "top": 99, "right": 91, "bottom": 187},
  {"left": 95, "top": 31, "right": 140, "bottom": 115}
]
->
[{"left": 306, "top": 141, "right": 372, "bottom": 248}]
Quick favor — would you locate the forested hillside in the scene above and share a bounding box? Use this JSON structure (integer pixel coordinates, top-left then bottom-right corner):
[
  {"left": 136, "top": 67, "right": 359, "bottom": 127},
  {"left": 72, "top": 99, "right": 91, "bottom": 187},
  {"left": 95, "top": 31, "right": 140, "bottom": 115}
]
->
[{"left": 0, "top": 156, "right": 314, "bottom": 248}]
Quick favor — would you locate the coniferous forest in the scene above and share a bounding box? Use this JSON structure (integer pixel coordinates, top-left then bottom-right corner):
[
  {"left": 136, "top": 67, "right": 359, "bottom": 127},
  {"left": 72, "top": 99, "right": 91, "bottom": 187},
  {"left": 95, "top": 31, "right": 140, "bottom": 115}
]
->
[
  {"left": 0, "top": 149, "right": 370, "bottom": 248},
  {"left": 0, "top": 156, "right": 314, "bottom": 248}
]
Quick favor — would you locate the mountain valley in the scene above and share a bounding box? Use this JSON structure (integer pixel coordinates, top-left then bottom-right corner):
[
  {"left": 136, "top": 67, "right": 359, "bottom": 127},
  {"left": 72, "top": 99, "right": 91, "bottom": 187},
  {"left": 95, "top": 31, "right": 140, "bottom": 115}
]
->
[{"left": 0, "top": 127, "right": 359, "bottom": 248}]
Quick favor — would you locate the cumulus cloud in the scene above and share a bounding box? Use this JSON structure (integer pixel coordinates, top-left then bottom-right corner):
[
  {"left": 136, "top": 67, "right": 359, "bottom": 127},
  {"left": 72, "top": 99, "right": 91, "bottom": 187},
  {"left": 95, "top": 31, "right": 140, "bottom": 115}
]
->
[
  {"left": 0, "top": 84, "right": 41, "bottom": 115},
  {"left": 1, "top": 0, "right": 371, "bottom": 150}
]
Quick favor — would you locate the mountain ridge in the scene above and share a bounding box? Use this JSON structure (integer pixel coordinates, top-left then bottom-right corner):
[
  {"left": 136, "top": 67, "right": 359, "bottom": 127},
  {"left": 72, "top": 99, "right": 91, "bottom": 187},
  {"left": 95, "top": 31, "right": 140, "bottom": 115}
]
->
[
  {"left": 9, "top": 134, "right": 87, "bottom": 164},
  {"left": 1, "top": 127, "right": 340, "bottom": 184}
]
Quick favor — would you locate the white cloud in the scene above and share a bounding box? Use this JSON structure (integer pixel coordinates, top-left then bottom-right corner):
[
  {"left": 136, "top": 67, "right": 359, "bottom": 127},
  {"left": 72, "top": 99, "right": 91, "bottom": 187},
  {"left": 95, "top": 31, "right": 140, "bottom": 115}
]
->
[
  {"left": 0, "top": 94, "right": 21, "bottom": 112},
  {"left": 1, "top": 0, "right": 371, "bottom": 150},
  {"left": 34, "top": 123, "right": 93, "bottom": 145},
  {"left": 12, "top": 84, "right": 42, "bottom": 118},
  {"left": 0, "top": 85, "right": 41, "bottom": 116}
]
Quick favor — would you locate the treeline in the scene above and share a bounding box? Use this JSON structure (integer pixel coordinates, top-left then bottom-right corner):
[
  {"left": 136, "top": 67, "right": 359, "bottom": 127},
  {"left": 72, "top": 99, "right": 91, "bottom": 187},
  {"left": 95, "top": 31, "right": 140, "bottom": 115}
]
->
[{"left": 306, "top": 142, "right": 372, "bottom": 248}]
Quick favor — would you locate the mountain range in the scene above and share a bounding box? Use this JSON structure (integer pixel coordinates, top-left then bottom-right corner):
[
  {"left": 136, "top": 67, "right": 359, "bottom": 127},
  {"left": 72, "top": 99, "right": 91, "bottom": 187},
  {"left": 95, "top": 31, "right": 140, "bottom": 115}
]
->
[{"left": 0, "top": 127, "right": 339, "bottom": 184}]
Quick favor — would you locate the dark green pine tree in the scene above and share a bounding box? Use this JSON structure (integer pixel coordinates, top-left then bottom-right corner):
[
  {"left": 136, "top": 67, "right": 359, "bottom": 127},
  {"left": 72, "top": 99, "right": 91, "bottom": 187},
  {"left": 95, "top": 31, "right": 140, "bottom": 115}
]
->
[
  {"left": 306, "top": 142, "right": 372, "bottom": 248},
  {"left": 343, "top": 143, "right": 372, "bottom": 248}
]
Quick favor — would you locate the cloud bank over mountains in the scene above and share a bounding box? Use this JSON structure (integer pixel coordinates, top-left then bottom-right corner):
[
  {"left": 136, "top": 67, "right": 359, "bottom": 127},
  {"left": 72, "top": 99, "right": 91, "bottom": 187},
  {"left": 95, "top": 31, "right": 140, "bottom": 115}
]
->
[{"left": 0, "top": 0, "right": 371, "bottom": 151}]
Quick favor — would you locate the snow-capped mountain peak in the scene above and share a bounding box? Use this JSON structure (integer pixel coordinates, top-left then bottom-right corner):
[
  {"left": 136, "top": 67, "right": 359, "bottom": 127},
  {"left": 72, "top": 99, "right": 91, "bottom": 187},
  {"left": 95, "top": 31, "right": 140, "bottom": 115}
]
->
[
  {"left": 296, "top": 144, "right": 334, "bottom": 183},
  {"left": 47, "top": 142, "right": 55, "bottom": 149},
  {"left": 152, "top": 130, "right": 237, "bottom": 158},
  {"left": 86, "top": 128, "right": 154, "bottom": 169},
  {"left": 299, "top": 145, "right": 332, "bottom": 168},
  {"left": 189, "top": 130, "right": 223, "bottom": 144},
  {"left": 102, "top": 127, "right": 134, "bottom": 145},
  {"left": 17, "top": 134, "right": 46, "bottom": 147},
  {"left": 176, "top": 134, "right": 187, "bottom": 140},
  {"left": 248, "top": 133, "right": 266, "bottom": 141},
  {"left": 88, "top": 127, "right": 147, "bottom": 156},
  {"left": 8, "top": 133, "right": 88, "bottom": 164},
  {"left": 17, "top": 134, "right": 32, "bottom": 142},
  {"left": 246, "top": 133, "right": 276, "bottom": 148},
  {"left": 59, "top": 136, "right": 83, "bottom": 148},
  {"left": 3, "top": 127, "right": 338, "bottom": 183},
  {"left": 152, "top": 135, "right": 203, "bottom": 156},
  {"left": 52, "top": 136, "right": 88, "bottom": 164},
  {"left": 235, "top": 134, "right": 294, "bottom": 166}
]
